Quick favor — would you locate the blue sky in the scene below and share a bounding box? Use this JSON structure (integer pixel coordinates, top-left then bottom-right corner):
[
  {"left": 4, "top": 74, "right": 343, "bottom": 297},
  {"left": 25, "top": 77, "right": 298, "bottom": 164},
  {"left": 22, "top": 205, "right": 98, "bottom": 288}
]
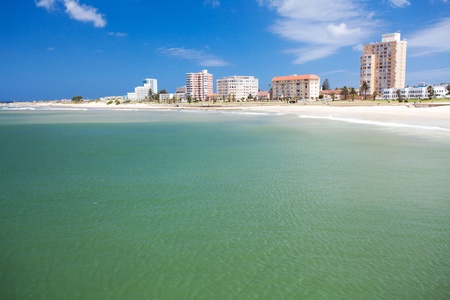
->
[{"left": 1, "top": 0, "right": 449, "bottom": 101}]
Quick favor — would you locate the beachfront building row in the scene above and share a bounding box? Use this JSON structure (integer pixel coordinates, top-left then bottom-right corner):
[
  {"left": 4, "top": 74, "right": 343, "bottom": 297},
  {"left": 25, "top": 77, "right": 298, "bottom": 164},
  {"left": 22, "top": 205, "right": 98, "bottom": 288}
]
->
[
  {"left": 127, "top": 72, "right": 321, "bottom": 102},
  {"left": 360, "top": 33, "right": 407, "bottom": 95},
  {"left": 127, "top": 78, "right": 158, "bottom": 100},
  {"left": 382, "top": 84, "right": 449, "bottom": 100},
  {"left": 186, "top": 70, "right": 213, "bottom": 101},
  {"left": 271, "top": 74, "right": 321, "bottom": 101},
  {"left": 216, "top": 76, "right": 259, "bottom": 101}
]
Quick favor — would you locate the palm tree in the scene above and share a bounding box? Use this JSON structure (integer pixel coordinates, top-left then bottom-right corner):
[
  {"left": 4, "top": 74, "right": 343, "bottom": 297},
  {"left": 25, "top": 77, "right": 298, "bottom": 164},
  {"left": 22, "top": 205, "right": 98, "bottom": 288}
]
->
[
  {"left": 396, "top": 89, "right": 402, "bottom": 102},
  {"left": 342, "top": 86, "right": 349, "bottom": 100},
  {"left": 372, "top": 91, "right": 378, "bottom": 101},
  {"left": 427, "top": 85, "right": 434, "bottom": 99},
  {"left": 360, "top": 81, "right": 369, "bottom": 100},
  {"left": 349, "top": 87, "right": 357, "bottom": 101},
  {"left": 331, "top": 92, "right": 336, "bottom": 101}
]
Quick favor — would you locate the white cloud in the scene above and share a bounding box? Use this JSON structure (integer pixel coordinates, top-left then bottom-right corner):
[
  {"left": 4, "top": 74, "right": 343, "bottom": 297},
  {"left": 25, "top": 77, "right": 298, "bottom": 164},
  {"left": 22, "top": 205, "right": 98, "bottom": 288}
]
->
[
  {"left": 108, "top": 32, "right": 127, "bottom": 37},
  {"left": 47, "top": 47, "right": 56, "bottom": 51},
  {"left": 257, "top": 0, "right": 378, "bottom": 64},
  {"left": 322, "top": 69, "right": 347, "bottom": 75},
  {"left": 204, "top": 0, "right": 220, "bottom": 7},
  {"left": 36, "top": 0, "right": 56, "bottom": 10},
  {"left": 326, "top": 23, "right": 361, "bottom": 38},
  {"left": 352, "top": 43, "right": 364, "bottom": 52},
  {"left": 64, "top": 0, "right": 106, "bottom": 28},
  {"left": 388, "top": 0, "right": 411, "bottom": 8},
  {"left": 407, "top": 68, "right": 450, "bottom": 84},
  {"left": 159, "top": 47, "right": 229, "bottom": 67},
  {"left": 285, "top": 46, "right": 339, "bottom": 64},
  {"left": 407, "top": 18, "right": 450, "bottom": 56},
  {"left": 35, "top": 0, "right": 106, "bottom": 28}
]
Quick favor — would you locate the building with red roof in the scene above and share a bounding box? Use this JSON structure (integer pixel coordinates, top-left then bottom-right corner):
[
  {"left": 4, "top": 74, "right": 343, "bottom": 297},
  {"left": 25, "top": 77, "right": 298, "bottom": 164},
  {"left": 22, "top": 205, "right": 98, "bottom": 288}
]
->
[{"left": 272, "top": 74, "right": 320, "bottom": 101}]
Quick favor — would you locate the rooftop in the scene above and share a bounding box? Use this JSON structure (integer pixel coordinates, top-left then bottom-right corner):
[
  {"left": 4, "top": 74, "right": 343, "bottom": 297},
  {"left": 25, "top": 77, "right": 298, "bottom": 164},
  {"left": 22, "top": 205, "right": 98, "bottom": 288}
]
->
[{"left": 272, "top": 74, "right": 320, "bottom": 81}]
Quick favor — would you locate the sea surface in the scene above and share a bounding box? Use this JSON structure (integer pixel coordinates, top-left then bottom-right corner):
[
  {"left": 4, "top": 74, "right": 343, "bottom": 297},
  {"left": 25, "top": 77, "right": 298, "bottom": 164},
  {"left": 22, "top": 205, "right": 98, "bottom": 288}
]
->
[{"left": 1, "top": 109, "right": 449, "bottom": 299}]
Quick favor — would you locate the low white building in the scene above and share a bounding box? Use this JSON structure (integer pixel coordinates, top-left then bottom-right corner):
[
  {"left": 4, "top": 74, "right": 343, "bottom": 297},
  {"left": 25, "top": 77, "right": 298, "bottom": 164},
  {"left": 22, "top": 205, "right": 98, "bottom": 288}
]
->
[
  {"left": 216, "top": 75, "right": 259, "bottom": 101},
  {"left": 159, "top": 93, "right": 183, "bottom": 102},
  {"left": 100, "top": 96, "right": 125, "bottom": 101},
  {"left": 127, "top": 78, "right": 158, "bottom": 100},
  {"left": 433, "top": 85, "right": 448, "bottom": 98},
  {"left": 383, "top": 84, "right": 449, "bottom": 100}
]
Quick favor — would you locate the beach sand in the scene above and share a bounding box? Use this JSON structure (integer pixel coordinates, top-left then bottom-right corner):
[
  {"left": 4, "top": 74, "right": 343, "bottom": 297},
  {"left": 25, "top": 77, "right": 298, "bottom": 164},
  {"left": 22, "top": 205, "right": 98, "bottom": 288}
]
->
[{"left": 2, "top": 101, "right": 449, "bottom": 130}]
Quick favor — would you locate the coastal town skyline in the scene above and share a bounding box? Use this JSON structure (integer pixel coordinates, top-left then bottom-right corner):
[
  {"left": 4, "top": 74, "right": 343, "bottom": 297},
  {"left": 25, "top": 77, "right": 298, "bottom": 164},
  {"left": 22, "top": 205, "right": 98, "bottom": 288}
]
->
[{"left": 1, "top": 0, "right": 449, "bottom": 101}]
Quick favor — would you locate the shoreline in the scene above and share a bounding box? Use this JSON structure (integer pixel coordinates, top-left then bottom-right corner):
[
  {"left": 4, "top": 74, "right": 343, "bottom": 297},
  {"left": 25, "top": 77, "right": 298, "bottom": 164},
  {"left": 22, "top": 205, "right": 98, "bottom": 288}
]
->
[{"left": 1, "top": 101, "right": 450, "bottom": 130}]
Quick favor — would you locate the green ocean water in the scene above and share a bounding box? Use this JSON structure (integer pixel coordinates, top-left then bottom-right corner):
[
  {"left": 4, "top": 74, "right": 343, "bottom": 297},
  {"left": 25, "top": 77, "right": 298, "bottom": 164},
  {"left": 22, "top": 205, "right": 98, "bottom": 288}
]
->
[{"left": 0, "top": 110, "right": 449, "bottom": 299}]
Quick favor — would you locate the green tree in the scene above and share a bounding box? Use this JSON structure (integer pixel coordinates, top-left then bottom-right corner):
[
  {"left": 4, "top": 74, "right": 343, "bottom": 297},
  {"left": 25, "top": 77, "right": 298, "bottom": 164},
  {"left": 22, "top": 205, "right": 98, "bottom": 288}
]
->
[
  {"left": 446, "top": 84, "right": 450, "bottom": 95},
  {"left": 187, "top": 95, "right": 192, "bottom": 104},
  {"left": 322, "top": 79, "right": 330, "bottom": 90},
  {"left": 159, "top": 89, "right": 167, "bottom": 94},
  {"left": 427, "top": 85, "right": 434, "bottom": 99},
  {"left": 341, "top": 86, "right": 349, "bottom": 100},
  {"left": 147, "top": 89, "right": 154, "bottom": 102},
  {"left": 360, "top": 81, "right": 369, "bottom": 100},
  {"left": 71, "top": 95, "right": 83, "bottom": 102},
  {"left": 349, "top": 87, "right": 357, "bottom": 101}
]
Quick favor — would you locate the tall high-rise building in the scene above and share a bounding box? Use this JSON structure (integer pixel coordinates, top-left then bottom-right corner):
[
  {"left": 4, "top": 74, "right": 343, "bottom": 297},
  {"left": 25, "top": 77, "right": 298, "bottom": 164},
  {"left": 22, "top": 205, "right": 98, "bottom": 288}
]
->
[
  {"left": 216, "top": 75, "right": 259, "bottom": 101},
  {"left": 271, "top": 74, "right": 320, "bottom": 101},
  {"left": 186, "top": 70, "right": 213, "bottom": 101},
  {"left": 360, "top": 33, "right": 407, "bottom": 95}
]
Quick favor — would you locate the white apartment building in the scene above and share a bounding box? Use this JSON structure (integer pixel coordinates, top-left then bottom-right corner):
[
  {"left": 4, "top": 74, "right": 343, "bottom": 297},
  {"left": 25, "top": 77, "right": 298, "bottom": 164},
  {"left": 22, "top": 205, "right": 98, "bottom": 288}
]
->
[
  {"left": 216, "top": 75, "right": 259, "bottom": 101},
  {"left": 159, "top": 93, "right": 178, "bottom": 102},
  {"left": 360, "top": 33, "right": 407, "bottom": 95},
  {"left": 272, "top": 74, "right": 320, "bottom": 101},
  {"left": 186, "top": 70, "right": 213, "bottom": 101},
  {"left": 127, "top": 78, "right": 158, "bottom": 100},
  {"left": 383, "top": 84, "right": 449, "bottom": 100}
]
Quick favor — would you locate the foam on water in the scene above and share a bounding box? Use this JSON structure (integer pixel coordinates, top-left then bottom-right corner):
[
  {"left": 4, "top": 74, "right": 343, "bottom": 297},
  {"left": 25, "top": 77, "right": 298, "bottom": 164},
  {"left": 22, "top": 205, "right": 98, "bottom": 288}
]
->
[
  {"left": 299, "top": 114, "right": 450, "bottom": 132},
  {"left": 1, "top": 106, "right": 36, "bottom": 110}
]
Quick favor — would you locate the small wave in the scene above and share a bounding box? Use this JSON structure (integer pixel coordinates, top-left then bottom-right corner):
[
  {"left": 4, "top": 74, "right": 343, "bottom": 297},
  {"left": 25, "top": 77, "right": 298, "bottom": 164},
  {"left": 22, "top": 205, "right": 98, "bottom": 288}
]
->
[
  {"left": 40, "top": 108, "right": 89, "bottom": 111},
  {"left": 299, "top": 114, "right": 450, "bottom": 132},
  {"left": 2, "top": 107, "right": 36, "bottom": 110},
  {"left": 231, "top": 111, "right": 273, "bottom": 116},
  {"left": 218, "top": 110, "right": 287, "bottom": 117}
]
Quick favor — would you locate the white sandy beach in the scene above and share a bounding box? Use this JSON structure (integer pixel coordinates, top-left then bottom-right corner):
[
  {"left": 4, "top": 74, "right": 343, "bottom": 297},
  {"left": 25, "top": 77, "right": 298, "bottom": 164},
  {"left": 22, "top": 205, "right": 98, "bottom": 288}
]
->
[{"left": 2, "top": 101, "right": 449, "bottom": 130}]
